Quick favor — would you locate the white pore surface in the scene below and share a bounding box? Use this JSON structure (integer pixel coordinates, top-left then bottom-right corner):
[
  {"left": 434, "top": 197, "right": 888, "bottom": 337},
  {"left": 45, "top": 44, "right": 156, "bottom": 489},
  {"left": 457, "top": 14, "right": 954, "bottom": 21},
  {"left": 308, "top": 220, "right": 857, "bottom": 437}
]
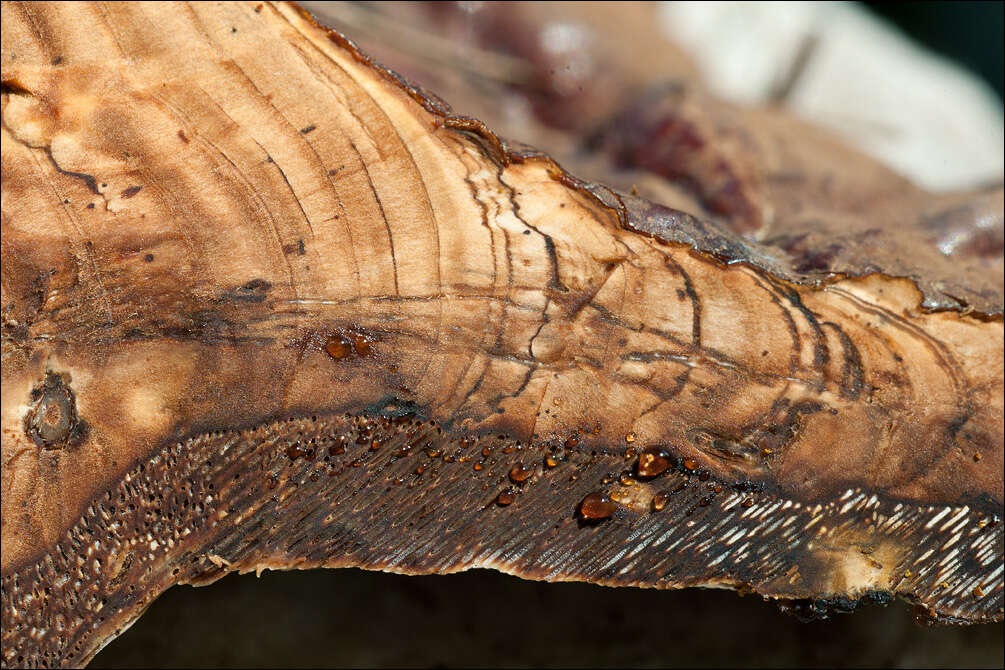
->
[{"left": 659, "top": 1, "right": 1005, "bottom": 192}]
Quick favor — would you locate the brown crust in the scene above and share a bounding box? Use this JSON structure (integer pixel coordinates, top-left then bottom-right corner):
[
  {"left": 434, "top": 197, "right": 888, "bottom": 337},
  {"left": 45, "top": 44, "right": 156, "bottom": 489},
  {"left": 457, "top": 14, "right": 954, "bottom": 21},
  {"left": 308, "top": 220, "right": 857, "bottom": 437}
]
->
[{"left": 4, "top": 412, "right": 1002, "bottom": 666}]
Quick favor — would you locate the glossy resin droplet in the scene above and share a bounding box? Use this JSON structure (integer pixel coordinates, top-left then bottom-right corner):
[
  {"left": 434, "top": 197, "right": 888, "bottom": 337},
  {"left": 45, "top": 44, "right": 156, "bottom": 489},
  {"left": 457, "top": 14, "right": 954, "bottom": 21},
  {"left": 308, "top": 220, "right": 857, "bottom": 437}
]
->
[
  {"left": 636, "top": 446, "right": 672, "bottom": 478},
  {"left": 578, "top": 492, "right": 617, "bottom": 521},
  {"left": 495, "top": 488, "right": 517, "bottom": 506},
  {"left": 508, "top": 462, "right": 534, "bottom": 483},
  {"left": 324, "top": 335, "right": 353, "bottom": 360}
]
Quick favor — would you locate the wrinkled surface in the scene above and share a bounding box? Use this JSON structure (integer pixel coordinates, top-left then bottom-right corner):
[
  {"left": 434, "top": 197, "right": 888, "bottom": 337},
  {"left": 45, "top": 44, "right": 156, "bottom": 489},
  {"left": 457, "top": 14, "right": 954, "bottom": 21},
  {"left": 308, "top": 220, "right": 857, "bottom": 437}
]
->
[
  {"left": 1, "top": 2, "right": 1002, "bottom": 668},
  {"left": 304, "top": 1, "right": 1005, "bottom": 314}
]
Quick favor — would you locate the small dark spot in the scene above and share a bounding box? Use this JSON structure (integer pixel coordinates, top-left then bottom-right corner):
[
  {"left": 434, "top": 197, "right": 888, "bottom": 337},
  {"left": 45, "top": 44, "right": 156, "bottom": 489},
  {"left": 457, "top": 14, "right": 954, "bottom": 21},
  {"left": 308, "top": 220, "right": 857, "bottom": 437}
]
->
[
  {"left": 226, "top": 278, "right": 272, "bottom": 303},
  {"left": 63, "top": 199, "right": 70, "bottom": 204},
  {"left": 51, "top": 56, "right": 62, "bottom": 65},
  {"left": 86, "top": 203, "right": 95, "bottom": 209},
  {"left": 121, "top": 185, "right": 142, "bottom": 199},
  {"left": 255, "top": 3, "right": 263, "bottom": 11},
  {"left": 283, "top": 238, "right": 307, "bottom": 256},
  {"left": 177, "top": 129, "right": 190, "bottom": 143},
  {"left": 523, "top": 230, "right": 531, "bottom": 235},
  {"left": 864, "top": 590, "right": 893, "bottom": 606},
  {"left": 231, "top": 27, "right": 237, "bottom": 33},
  {"left": 300, "top": 124, "right": 316, "bottom": 134},
  {"left": 144, "top": 254, "right": 154, "bottom": 262},
  {"left": 24, "top": 371, "right": 86, "bottom": 449}
]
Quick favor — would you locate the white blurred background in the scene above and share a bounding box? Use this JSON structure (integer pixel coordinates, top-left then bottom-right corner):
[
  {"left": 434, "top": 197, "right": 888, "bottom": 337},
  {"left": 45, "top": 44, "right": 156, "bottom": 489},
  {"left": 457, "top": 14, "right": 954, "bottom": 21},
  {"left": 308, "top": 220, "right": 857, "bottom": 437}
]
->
[{"left": 660, "top": 1, "right": 1004, "bottom": 191}]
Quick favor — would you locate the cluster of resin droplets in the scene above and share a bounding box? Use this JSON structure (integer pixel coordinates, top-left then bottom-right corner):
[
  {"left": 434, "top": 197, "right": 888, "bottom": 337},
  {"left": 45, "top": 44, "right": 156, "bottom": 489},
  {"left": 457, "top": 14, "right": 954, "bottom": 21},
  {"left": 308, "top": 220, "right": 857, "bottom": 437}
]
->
[{"left": 271, "top": 392, "right": 763, "bottom": 525}]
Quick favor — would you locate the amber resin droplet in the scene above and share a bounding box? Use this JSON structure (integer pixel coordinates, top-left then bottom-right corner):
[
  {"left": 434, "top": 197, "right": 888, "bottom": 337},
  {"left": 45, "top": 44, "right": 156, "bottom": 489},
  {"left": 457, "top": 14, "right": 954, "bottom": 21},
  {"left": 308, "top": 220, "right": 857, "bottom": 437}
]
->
[
  {"left": 324, "top": 334, "right": 353, "bottom": 360},
  {"left": 328, "top": 435, "right": 348, "bottom": 456},
  {"left": 495, "top": 488, "right": 517, "bottom": 506},
  {"left": 508, "top": 462, "right": 533, "bottom": 483},
  {"left": 636, "top": 446, "right": 672, "bottom": 478},
  {"left": 349, "top": 331, "right": 373, "bottom": 357},
  {"left": 578, "top": 492, "right": 616, "bottom": 521},
  {"left": 652, "top": 492, "right": 670, "bottom": 511}
]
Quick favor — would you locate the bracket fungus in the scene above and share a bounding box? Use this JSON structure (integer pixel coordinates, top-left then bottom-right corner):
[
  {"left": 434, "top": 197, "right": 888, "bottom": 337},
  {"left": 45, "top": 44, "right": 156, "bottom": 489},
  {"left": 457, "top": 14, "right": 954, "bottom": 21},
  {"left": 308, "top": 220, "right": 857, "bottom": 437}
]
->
[{"left": 1, "top": 2, "right": 1003, "bottom": 667}]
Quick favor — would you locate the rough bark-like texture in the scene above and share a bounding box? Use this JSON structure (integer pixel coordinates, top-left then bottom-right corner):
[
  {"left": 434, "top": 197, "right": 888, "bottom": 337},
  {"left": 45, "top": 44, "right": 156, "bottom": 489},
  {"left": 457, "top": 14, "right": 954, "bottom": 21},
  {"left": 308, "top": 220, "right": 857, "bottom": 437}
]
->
[{"left": 1, "top": 2, "right": 1002, "bottom": 667}]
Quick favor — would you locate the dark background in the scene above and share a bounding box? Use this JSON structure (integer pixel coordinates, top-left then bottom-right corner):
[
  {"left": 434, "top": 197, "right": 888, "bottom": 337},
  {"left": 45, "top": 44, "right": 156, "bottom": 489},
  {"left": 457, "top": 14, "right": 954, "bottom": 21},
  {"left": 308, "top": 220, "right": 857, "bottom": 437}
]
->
[
  {"left": 92, "top": 3, "right": 1004, "bottom": 668},
  {"left": 865, "top": 1, "right": 1004, "bottom": 101},
  {"left": 95, "top": 568, "right": 1003, "bottom": 669}
]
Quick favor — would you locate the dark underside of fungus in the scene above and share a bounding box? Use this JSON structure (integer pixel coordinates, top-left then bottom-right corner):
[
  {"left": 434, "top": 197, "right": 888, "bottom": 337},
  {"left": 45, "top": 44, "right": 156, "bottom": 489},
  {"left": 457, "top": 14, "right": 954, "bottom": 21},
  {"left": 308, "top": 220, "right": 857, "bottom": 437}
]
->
[{"left": 1, "top": 2, "right": 1003, "bottom": 667}]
